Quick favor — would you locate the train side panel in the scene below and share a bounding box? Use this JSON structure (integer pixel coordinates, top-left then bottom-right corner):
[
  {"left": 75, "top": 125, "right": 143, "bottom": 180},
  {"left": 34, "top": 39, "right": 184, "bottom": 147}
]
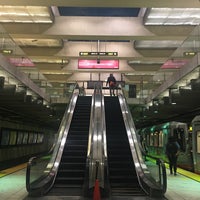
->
[
  {"left": 139, "top": 121, "right": 194, "bottom": 171},
  {"left": 192, "top": 115, "right": 200, "bottom": 174}
]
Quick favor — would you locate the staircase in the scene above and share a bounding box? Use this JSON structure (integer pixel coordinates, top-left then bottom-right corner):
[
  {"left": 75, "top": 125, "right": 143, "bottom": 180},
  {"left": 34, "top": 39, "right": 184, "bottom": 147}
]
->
[{"left": 104, "top": 96, "right": 146, "bottom": 196}]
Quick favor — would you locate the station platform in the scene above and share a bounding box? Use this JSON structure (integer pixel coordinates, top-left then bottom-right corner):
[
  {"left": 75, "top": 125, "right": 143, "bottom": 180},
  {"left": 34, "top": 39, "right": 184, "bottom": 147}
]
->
[{"left": 0, "top": 164, "right": 200, "bottom": 200}]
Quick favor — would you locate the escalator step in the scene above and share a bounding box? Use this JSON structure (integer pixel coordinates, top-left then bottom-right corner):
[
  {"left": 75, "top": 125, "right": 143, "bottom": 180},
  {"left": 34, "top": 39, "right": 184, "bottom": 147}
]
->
[
  {"left": 65, "top": 140, "right": 88, "bottom": 145},
  {"left": 59, "top": 162, "right": 86, "bottom": 169},
  {"left": 64, "top": 145, "right": 87, "bottom": 150},
  {"left": 109, "top": 170, "right": 137, "bottom": 176},
  {"left": 111, "top": 187, "right": 146, "bottom": 196},
  {"left": 61, "top": 156, "right": 86, "bottom": 162},
  {"left": 57, "top": 169, "right": 85, "bottom": 177},
  {"left": 55, "top": 177, "right": 84, "bottom": 185}
]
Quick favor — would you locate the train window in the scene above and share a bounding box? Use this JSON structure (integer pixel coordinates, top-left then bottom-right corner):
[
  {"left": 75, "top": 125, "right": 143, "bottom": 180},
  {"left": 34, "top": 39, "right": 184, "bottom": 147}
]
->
[
  {"left": 28, "top": 133, "right": 34, "bottom": 144},
  {"left": 154, "top": 131, "right": 159, "bottom": 147},
  {"left": 150, "top": 132, "right": 154, "bottom": 146},
  {"left": 33, "top": 134, "right": 38, "bottom": 143},
  {"left": 159, "top": 131, "right": 163, "bottom": 147},
  {"left": 22, "top": 132, "right": 29, "bottom": 144},
  {"left": 196, "top": 131, "right": 200, "bottom": 153},
  {"left": 9, "top": 130, "right": 17, "bottom": 145},
  {"left": 17, "top": 131, "right": 24, "bottom": 145},
  {"left": 37, "top": 133, "right": 44, "bottom": 143},
  {"left": 0, "top": 129, "right": 10, "bottom": 146}
]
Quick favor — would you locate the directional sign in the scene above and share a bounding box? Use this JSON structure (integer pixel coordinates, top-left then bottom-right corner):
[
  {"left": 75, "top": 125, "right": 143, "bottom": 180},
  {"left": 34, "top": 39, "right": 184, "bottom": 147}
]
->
[
  {"left": 79, "top": 52, "right": 118, "bottom": 56},
  {"left": 1, "top": 49, "right": 13, "bottom": 54},
  {"left": 183, "top": 52, "right": 196, "bottom": 56}
]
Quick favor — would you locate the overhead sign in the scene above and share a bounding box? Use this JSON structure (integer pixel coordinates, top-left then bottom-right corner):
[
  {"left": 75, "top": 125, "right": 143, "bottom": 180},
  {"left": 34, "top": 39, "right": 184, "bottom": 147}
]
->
[
  {"left": 78, "top": 59, "right": 119, "bottom": 69},
  {"left": 183, "top": 52, "right": 196, "bottom": 57},
  {"left": 79, "top": 52, "right": 118, "bottom": 56},
  {"left": 1, "top": 49, "right": 13, "bottom": 54},
  {"left": 9, "top": 57, "right": 35, "bottom": 67}
]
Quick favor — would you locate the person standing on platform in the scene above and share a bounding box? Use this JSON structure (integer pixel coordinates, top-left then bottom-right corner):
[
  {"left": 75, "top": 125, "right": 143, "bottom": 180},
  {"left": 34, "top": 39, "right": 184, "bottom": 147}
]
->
[
  {"left": 165, "top": 136, "right": 180, "bottom": 176},
  {"left": 106, "top": 73, "right": 117, "bottom": 96}
]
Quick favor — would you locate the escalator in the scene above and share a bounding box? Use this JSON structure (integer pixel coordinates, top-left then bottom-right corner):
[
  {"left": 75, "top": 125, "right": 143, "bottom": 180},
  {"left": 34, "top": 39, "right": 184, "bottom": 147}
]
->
[
  {"left": 47, "top": 96, "right": 92, "bottom": 196},
  {"left": 105, "top": 96, "right": 146, "bottom": 196}
]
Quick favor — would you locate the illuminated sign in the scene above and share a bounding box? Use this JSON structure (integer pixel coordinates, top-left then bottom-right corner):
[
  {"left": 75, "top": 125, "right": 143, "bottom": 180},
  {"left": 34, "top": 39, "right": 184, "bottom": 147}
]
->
[
  {"left": 9, "top": 58, "right": 35, "bottom": 67},
  {"left": 161, "top": 59, "right": 189, "bottom": 69},
  {"left": 78, "top": 59, "right": 119, "bottom": 69},
  {"left": 183, "top": 52, "right": 196, "bottom": 57},
  {"left": 1, "top": 49, "right": 13, "bottom": 54},
  {"left": 79, "top": 52, "right": 118, "bottom": 56}
]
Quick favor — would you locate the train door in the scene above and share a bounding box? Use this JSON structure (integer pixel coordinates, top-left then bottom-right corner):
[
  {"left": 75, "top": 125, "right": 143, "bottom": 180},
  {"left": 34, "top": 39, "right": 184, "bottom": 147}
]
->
[
  {"left": 173, "top": 127, "right": 186, "bottom": 152},
  {"left": 192, "top": 115, "right": 200, "bottom": 174},
  {"left": 196, "top": 131, "right": 200, "bottom": 153}
]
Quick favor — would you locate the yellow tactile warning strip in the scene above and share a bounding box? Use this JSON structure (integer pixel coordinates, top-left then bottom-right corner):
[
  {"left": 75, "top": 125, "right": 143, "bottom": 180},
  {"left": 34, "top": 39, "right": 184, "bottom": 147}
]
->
[
  {"left": 0, "top": 163, "right": 27, "bottom": 178},
  {"left": 176, "top": 166, "right": 200, "bottom": 182},
  {"left": 148, "top": 157, "right": 200, "bottom": 183},
  {"left": 164, "top": 162, "right": 200, "bottom": 182}
]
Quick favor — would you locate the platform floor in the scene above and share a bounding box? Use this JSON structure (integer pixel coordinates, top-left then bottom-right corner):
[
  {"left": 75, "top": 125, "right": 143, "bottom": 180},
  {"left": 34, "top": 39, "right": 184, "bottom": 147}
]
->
[{"left": 0, "top": 165, "right": 200, "bottom": 200}]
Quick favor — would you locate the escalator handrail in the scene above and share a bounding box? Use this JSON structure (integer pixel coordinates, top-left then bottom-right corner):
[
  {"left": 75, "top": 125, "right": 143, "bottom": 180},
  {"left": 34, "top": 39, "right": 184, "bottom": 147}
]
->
[
  {"left": 118, "top": 93, "right": 167, "bottom": 197},
  {"left": 138, "top": 136, "right": 167, "bottom": 193},
  {"left": 146, "top": 154, "right": 167, "bottom": 193},
  {"left": 26, "top": 84, "right": 79, "bottom": 196}
]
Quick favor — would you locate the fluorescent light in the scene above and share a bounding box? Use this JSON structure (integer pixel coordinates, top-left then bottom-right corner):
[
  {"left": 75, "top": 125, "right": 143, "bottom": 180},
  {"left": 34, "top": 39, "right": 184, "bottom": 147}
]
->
[
  {"left": 128, "top": 60, "right": 164, "bottom": 65},
  {"left": 42, "top": 72, "right": 72, "bottom": 75},
  {"left": 144, "top": 8, "right": 200, "bottom": 25},
  {"left": 0, "top": 6, "right": 53, "bottom": 23},
  {"left": 134, "top": 40, "right": 182, "bottom": 49}
]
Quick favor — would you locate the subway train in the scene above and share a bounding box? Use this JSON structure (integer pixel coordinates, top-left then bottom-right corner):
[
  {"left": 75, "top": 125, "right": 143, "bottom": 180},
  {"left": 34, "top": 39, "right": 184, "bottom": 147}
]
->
[
  {"left": 0, "top": 120, "right": 55, "bottom": 170},
  {"left": 138, "top": 121, "right": 194, "bottom": 172},
  {"left": 191, "top": 115, "right": 200, "bottom": 174}
]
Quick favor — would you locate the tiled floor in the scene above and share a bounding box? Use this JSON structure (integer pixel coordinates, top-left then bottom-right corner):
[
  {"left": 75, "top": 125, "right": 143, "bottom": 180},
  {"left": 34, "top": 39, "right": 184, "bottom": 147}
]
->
[{"left": 0, "top": 167, "right": 200, "bottom": 200}]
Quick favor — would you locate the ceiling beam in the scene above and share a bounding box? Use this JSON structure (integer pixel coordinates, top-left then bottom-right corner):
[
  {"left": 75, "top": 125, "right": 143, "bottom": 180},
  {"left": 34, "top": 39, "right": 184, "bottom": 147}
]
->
[{"left": 0, "top": 0, "right": 200, "bottom": 8}]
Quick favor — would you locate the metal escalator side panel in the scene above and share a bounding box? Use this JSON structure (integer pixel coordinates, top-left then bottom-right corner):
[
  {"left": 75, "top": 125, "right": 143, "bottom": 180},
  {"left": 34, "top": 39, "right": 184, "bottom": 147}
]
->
[
  {"left": 26, "top": 92, "right": 79, "bottom": 196},
  {"left": 87, "top": 87, "right": 107, "bottom": 191},
  {"left": 118, "top": 93, "right": 166, "bottom": 197}
]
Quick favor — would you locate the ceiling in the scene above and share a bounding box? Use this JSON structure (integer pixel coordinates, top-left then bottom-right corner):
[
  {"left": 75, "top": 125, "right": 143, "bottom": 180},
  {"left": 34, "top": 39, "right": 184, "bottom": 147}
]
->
[{"left": 1, "top": 1, "right": 200, "bottom": 129}]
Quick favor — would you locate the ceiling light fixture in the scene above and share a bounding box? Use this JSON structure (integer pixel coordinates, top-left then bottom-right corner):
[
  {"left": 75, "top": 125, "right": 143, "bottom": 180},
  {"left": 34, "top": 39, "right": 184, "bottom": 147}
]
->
[
  {"left": 0, "top": 6, "right": 53, "bottom": 23},
  {"left": 144, "top": 8, "right": 200, "bottom": 25}
]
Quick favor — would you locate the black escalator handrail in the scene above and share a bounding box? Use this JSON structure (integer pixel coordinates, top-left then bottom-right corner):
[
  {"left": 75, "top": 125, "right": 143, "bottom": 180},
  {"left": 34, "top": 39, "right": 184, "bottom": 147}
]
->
[
  {"left": 26, "top": 156, "right": 36, "bottom": 192},
  {"left": 26, "top": 85, "right": 79, "bottom": 196},
  {"left": 138, "top": 138, "right": 167, "bottom": 194},
  {"left": 118, "top": 93, "right": 166, "bottom": 197},
  {"left": 146, "top": 154, "right": 167, "bottom": 194}
]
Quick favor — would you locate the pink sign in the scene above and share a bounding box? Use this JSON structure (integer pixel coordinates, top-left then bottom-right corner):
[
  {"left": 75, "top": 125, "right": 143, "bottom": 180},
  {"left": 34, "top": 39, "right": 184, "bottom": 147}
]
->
[
  {"left": 161, "top": 59, "right": 189, "bottom": 69},
  {"left": 78, "top": 59, "right": 119, "bottom": 69},
  {"left": 9, "top": 58, "right": 35, "bottom": 67}
]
